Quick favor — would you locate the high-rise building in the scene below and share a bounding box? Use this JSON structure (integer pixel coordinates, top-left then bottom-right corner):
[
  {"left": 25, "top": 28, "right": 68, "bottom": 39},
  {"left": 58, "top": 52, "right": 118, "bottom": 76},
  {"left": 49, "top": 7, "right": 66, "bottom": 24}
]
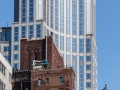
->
[
  {"left": 12, "top": 0, "right": 97, "bottom": 90},
  {"left": 0, "top": 27, "right": 11, "bottom": 63},
  {"left": 103, "top": 84, "right": 110, "bottom": 90}
]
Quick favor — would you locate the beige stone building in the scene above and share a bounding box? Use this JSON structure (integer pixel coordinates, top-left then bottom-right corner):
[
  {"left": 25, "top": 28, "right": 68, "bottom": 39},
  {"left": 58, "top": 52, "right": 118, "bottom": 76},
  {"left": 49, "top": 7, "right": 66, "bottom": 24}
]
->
[{"left": 0, "top": 51, "right": 12, "bottom": 90}]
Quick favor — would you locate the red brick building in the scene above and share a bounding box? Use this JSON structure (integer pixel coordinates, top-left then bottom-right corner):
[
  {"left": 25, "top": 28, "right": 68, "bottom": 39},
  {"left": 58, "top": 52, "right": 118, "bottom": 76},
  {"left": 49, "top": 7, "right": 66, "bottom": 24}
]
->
[{"left": 12, "top": 36, "right": 75, "bottom": 90}]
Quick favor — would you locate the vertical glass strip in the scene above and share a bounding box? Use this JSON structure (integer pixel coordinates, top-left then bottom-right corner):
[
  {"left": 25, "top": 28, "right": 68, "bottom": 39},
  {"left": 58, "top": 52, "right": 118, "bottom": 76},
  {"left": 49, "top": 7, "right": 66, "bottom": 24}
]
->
[
  {"left": 38, "top": 0, "right": 43, "bottom": 19},
  {"left": 22, "top": 0, "right": 26, "bottom": 22},
  {"left": 79, "top": 0, "right": 84, "bottom": 35},
  {"left": 50, "top": 0, "right": 53, "bottom": 28},
  {"left": 72, "top": 0, "right": 77, "bottom": 35},
  {"left": 66, "top": 0, "right": 70, "bottom": 34},
  {"left": 29, "top": 0, "right": 34, "bottom": 21},
  {"left": 55, "top": 0, "right": 58, "bottom": 31},
  {"left": 60, "top": 0, "right": 64, "bottom": 33}
]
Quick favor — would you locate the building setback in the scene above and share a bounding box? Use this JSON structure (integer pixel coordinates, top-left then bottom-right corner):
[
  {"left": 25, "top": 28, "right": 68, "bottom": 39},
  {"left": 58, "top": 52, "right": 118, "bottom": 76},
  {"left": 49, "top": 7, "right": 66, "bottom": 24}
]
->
[{"left": 12, "top": 36, "right": 75, "bottom": 90}]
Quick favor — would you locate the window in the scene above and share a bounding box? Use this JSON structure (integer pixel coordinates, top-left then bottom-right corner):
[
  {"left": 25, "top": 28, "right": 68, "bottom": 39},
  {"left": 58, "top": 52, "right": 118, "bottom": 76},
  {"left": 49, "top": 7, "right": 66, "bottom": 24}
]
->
[
  {"left": 86, "top": 55, "right": 91, "bottom": 61},
  {"left": 0, "top": 32, "right": 2, "bottom": 41},
  {"left": 36, "top": 25, "right": 41, "bottom": 38},
  {"left": 29, "top": 0, "right": 34, "bottom": 21},
  {"left": 66, "top": 54, "right": 71, "bottom": 67},
  {"left": 38, "top": 0, "right": 43, "bottom": 19},
  {"left": 72, "top": 38, "right": 77, "bottom": 52},
  {"left": 79, "top": 0, "right": 84, "bottom": 36},
  {"left": 14, "top": 45, "right": 19, "bottom": 50},
  {"left": 5, "top": 55, "right": 11, "bottom": 62},
  {"left": 86, "top": 73, "right": 91, "bottom": 79},
  {"left": 6, "top": 31, "right": 11, "bottom": 41},
  {"left": 66, "top": 0, "right": 70, "bottom": 34},
  {"left": 60, "top": 36, "right": 64, "bottom": 50},
  {"left": 55, "top": 34, "right": 58, "bottom": 48},
  {"left": 21, "top": 26, "right": 26, "bottom": 38},
  {"left": 22, "top": 0, "right": 26, "bottom": 22},
  {"left": 86, "top": 38, "right": 91, "bottom": 52},
  {"left": 29, "top": 25, "right": 34, "bottom": 38},
  {"left": 66, "top": 37, "right": 70, "bottom": 52},
  {"left": 60, "top": 0, "right": 64, "bottom": 33},
  {"left": 0, "top": 62, "right": 6, "bottom": 76},
  {"left": 14, "top": 27, "right": 19, "bottom": 41},
  {"left": 14, "top": 54, "right": 19, "bottom": 60},
  {"left": 4, "top": 46, "right": 10, "bottom": 52},
  {"left": 86, "top": 64, "right": 91, "bottom": 70},
  {"left": 13, "top": 63, "right": 19, "bottom": 69},
  {"left": 50, "top": 0, "right": 53, "bottom": 28},
  {"left": 38, "top": 79, "right": 42, "bottom": 85},
  {"left": 55, "top": 0, "right": 58, "bottom": 31},
  {"left": 46, "top": 78, "right": 49, "bottom": 84},
  {"left": 86, "top": 82, "right": 91, "bottom": 88},
  {"left": 79, "top": 39, "right": 84, "bottom": 53},
  {"left": 0, "top": 79, "right": 6, "bottom": 90},
  {"left": 72, "top": 0, "right": 77, "bottom": 35},
  {"left": 60, "top": 88, "right": 64, "bottom": 90},
  {"left": 79, "top": 56, "right": 84, "bottom": 61},
  {"left": 60, "top": 77, "right": 64, "bottom": 84}
]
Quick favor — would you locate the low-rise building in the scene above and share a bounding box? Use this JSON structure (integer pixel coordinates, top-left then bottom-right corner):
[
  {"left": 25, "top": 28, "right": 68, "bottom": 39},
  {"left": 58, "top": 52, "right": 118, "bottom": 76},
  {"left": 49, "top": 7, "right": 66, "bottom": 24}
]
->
[
  {"left": 12, "top": 36, "right": 75, "bottom": 90},
  {"left": 0, "top": 51, "right": 12, "bottom": 90}
]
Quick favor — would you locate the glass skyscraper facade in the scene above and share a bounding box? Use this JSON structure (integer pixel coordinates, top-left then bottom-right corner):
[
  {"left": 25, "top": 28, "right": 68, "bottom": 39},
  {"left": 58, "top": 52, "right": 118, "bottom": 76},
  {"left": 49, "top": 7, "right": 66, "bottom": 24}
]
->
[{"left": 12, "top": 0, "right": 97, "bottom": 90}]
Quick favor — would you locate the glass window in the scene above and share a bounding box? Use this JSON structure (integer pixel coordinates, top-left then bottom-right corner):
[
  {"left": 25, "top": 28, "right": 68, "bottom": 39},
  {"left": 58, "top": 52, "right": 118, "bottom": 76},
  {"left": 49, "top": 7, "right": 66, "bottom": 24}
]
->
[
  {"left": 79, "top": 56, "right": 84, "bottom": 61},
  {"left": 6, "top": 31, "right": 11, "bottom": 41},
  {"left": 29, "top": 0, "right": 34, "bottom": 21},
  {"left": 66, "top": 37, "right": 70, "bottom": 52},
  {"left": 4, "top": 46, "right": 10, "bottom": 52},
  {"left": 55, "top": 34, "right": 58, "bottom": 48},
  {"left": 55, "top": 0, "right": 58, "bottom": 31},
  {"left": 14, "top": 54, "right": 19, "bottom": 60},
  {"left": 86, "top": 64, "right": 91, "bottom": 70},
  {"left": 72, "top": 0, "right": 77, "bottom": 35},
  {"left": 86, "top": 73, "right": 91, "bottom": 79},
  {"left": 66, "top": 54, "right": 71, "bottom": 67},
  {"left": 13, "top": 63, "right": 19, "bottom": 69},
  {"left": 29, "top": 25, "right": 34, "bottom": 38},
  {"left": 86, "top": 82, "right": 91, "bottom": 88},
  {"left": 38, "top": 79, "right": 42, "bottom": 85},
  {"left": 66, "top": 0, "right": 70, "bottom": 34},
  {"left": 0, "top": 32, "right": 2, "bottom": 41},
  {"left": 86, "top": 38, "right": 91, "bottom": 52},
  {"left": 60, "top": 0, "right": 64, "bottom": 33},
  {"left": 60, "top": 77, "right": 64, "bottom": 84},
  {"left": 36, "top": 25, "right": 41, "bottom": 38},
  {"left": 46, "top": 78, "right": 49, "bottom": 84},
  {"left": 72, "top": 38, "right": 77, "bottom": 52},
  {"left": 14, "top": 45, "right": 19, "bottom": 50},
  {"left": 22, "top": 0, "right": 26, "bottom": 22},
  {"left": 50, "top": 0, "right": 53, "bottom": 28},
  {"left": 86, "top": 55, "right": 91, "bottom": 61},
  {"left": 21, "top": 26, "right": 26, "bottom": 38},
  {"left": 38, "top": 0, "right": 43, "bottom": 19},
  {"left": 60, "top": 88, "right": 64, "bottom": 90},
  {"left": 79, "top": 39, "right": 84, "bottom": 53},
  {"left": 14, "top": 27, "right": 19, "bottom": 41},
  {"left": 60, "top": 36, "right": 64, "bottom": 50},
  {"left": 5, "top": 55, "right": 11, "bottom": 62}
]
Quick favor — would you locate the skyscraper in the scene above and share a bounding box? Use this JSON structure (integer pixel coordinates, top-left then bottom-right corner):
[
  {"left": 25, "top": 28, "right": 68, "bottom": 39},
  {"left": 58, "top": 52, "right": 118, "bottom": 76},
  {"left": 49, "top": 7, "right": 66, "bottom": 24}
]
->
[{"left": 12, "top": 0, "right": 97, "bottom": 90}]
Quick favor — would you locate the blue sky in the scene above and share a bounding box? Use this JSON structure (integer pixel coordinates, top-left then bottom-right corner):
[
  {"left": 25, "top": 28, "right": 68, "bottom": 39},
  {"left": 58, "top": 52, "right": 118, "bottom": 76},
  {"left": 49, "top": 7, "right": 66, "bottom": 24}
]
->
[{"left": 0, "top": 0, "right": 120, "bottom": 90}]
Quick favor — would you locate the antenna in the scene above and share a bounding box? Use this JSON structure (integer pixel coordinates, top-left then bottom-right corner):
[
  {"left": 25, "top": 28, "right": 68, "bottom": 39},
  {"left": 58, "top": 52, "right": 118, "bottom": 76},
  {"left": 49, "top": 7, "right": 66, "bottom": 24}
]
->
[
  {"left": 7, "top": 22, "right": 8, "bottom": 27},
  {"left": 46, "top": 29, "right": 47, "bottom": 60}
]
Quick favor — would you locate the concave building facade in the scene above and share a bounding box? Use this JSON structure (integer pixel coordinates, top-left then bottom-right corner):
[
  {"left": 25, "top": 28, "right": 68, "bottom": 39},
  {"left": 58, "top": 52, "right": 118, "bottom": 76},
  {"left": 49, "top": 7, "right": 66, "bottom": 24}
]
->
[{"left": 12, "top": 0, "right": 97, "bottom": 90}]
